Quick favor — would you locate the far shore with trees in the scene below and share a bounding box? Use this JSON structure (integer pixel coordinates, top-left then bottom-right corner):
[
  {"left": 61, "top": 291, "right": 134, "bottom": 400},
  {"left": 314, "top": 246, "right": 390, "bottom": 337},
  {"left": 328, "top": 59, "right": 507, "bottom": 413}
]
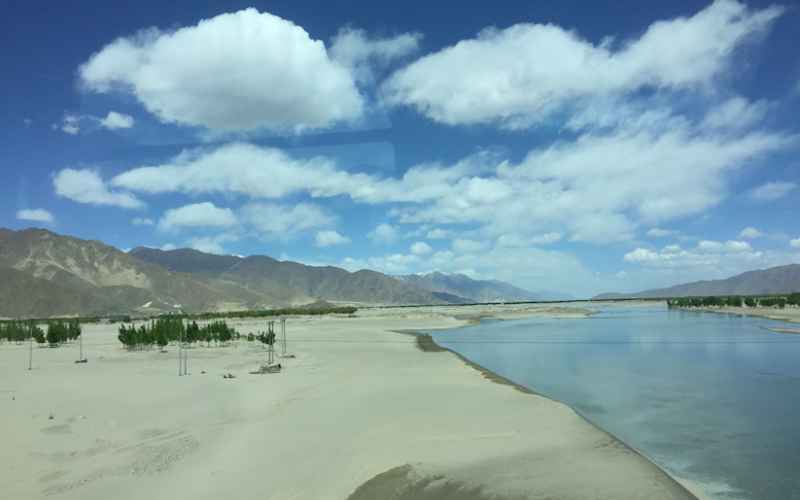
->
[{"left": 667, "top": 293, "right": 800, "bottom": 309}]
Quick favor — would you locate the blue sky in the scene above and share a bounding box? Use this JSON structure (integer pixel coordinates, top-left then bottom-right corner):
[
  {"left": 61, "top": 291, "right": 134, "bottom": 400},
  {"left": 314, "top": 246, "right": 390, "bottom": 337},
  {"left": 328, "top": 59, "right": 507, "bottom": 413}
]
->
[{"left": 1, "top": 0, "right": 799, "bottom": 298}]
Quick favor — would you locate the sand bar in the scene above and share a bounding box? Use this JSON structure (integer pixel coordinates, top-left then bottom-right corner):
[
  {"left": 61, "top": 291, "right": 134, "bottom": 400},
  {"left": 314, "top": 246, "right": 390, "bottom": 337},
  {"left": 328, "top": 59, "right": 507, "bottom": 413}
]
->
[{"left": 1, "top": 304, "right": 700, "bottom": 499}]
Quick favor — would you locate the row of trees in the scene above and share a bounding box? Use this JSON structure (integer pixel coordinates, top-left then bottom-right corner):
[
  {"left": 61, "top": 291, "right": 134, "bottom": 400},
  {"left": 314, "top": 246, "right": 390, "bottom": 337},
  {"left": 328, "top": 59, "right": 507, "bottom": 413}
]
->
[
  {"left": 117, "top": 318, "right": 239, "bottom": 351},
  {"left": 0, "top": 320, "right": 81, "bottom": 347},
  {"left": 177, "top": 306, "right": 357, "bottom": 321},
  {"left": 667, "top": 293, "right": 800, "bottom": 309}
]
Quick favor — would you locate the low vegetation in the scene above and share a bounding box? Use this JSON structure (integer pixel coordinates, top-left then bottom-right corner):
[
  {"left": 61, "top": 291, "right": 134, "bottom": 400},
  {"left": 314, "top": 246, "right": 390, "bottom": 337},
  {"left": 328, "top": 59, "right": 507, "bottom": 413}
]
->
[
  {"left": 176, "top": 306, "right": 357, "bottom": 320},
  {"left": 667, "top": 293, "right": 800, "bottom": 309}
]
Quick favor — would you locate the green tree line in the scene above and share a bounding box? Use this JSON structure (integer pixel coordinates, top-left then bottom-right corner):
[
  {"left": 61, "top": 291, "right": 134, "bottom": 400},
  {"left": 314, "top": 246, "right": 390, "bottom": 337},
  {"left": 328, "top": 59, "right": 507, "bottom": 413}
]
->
[
  {"left": 667, "top": 293, "right": 800, "bottom": 309},
  {"left": 171, "top": 306, "right": 357, "bottom": 321},
  {"left": 0, "top": 320, "right": 81, "bottom": 347},
  {"left": 117, "top": 318, "right": 238, "bottom": 351}
]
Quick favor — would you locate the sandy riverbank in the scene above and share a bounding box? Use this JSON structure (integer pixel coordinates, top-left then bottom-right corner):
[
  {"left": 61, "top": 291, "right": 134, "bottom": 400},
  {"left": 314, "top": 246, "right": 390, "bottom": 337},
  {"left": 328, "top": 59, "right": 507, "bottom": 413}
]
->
[
  {"left": 670, "top": 304, "right": 800, "bottom": 326},
  {"left": 1, "top": 304, "right": 700, "bottom": 500}
]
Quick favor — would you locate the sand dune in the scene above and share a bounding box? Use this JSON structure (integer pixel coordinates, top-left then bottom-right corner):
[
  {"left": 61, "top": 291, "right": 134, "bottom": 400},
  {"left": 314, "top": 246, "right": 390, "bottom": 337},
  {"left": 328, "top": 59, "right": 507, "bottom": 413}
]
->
[{"left": 1, "top": 305, "right": 699, "bottom": 500}]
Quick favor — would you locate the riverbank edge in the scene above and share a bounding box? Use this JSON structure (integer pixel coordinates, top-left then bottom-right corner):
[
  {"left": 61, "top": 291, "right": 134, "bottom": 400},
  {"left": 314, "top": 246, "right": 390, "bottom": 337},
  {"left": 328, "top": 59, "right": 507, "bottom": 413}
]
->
[
  {"left": 669, "top": 305, "right": 800, "bottom": 325},
  {"left": 395, "top": 328, "right": 703, "bottom": 500}
]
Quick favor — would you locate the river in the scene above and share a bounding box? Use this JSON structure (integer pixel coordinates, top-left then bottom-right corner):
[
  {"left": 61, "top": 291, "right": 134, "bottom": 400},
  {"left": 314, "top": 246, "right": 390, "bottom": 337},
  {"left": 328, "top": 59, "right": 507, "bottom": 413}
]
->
[{"left": 425, "top": 306, "right": 800, "bottom": 500}]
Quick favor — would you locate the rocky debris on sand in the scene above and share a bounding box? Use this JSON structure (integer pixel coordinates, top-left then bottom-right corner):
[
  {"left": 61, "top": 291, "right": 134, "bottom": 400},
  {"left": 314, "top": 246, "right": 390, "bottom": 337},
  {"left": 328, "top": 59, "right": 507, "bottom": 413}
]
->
[{"left": 255, "top": 363, "right": 281, "bottom": 374}]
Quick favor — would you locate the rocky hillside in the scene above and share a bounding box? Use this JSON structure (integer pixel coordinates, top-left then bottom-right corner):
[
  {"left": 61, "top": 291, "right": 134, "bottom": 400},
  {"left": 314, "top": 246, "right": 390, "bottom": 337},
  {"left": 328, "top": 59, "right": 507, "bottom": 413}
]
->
[
  {"left": 131, "top": 247, "right": 444, "bottom": 306},
  {"left": 0, "top": 266, "right": 115, "bottom": 319},
  {"left": 395, "top": 271, "right": 545, "bottom": 303},
  {"left": 592, "top": 264, "right": 800, "bottom": 299},
  {"left": 0, "top": 228, "right": 287, "bottom": 316}
]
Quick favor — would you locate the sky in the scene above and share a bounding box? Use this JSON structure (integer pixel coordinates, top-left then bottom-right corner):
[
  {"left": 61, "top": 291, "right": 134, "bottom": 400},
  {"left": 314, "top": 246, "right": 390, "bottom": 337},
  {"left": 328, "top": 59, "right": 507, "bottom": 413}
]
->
[{"left": 1, "top": 0, "right": 799, "bottom": 298}]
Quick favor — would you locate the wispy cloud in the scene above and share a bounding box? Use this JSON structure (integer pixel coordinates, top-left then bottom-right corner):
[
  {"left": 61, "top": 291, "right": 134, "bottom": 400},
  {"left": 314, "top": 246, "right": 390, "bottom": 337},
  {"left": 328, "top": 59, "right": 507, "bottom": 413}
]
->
[
  {"left": 749, "top": 181, "right": 796, "bottom": 201},
  {"left": 16, "top": 208, "right": 54, "bottom": 224},
  {"left": 383, "top": 0, "right": 783, "bottom": 128}
]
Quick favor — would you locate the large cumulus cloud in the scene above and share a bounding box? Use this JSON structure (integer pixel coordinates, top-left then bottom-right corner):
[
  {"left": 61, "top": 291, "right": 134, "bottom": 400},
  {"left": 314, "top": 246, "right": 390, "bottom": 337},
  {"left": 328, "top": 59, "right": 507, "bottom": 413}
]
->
[{"left": 79, "top": 9, "right": 365, "bottom": 131}]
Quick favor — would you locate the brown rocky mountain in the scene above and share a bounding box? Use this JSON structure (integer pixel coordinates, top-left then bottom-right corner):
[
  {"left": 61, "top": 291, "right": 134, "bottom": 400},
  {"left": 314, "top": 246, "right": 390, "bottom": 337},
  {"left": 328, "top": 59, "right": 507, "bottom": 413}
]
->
[
  {"left": 0, "top": 266, "right": 115, "bottom": 319},
  {"left": 395, "top": 271, "right": 546, "bottom": 303},
  {"left": 0, "top": 228, "right": 287, "bottom": 316},
  {"left": 128, "top": 246, "right": 243, "bottom": 277},
  {"left": 592, "top": 264, "right": 800, "bottom": 300},
  {"left": 0, "top": 228, "right": 442, "bottom": 318},
  {"left": 130, "top": 248, "right": 444, "bottom": 306}
]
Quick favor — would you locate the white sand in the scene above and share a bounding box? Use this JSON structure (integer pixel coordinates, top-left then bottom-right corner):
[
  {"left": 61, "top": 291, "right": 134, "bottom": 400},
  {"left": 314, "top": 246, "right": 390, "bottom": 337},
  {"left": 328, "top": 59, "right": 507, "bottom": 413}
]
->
[{"left": 1, "top": 305, "right": 700, "bottom": 499}]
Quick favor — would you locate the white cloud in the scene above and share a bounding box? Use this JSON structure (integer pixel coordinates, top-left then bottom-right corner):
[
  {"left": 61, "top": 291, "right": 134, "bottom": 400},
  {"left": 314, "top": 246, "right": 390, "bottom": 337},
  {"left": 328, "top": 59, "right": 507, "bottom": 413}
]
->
[
  {"left": 161, "top": 243, "right": 176, "bottom": 251},
  {"left": 79, "top": 9, "right": 364, "bottom": 131},
  {"left": 383, "top": 0, "right": 783, "bottom": 127},
  {"left": 790, "top": 237, "right": 800, "bottom": 249},
  {"left": 737, "top": 227, "right": 763, "bottom": 239},
  {"left": 647, "top": 228, "right": 675, "bottom": 237},
  {"left": 368, "top": 253, "right": 421, "bottom": 273},
  {"left": 94, "top": 113, "right": 791, "bottom": 244},
  {"left": 316, "top": 230, "right": 350, "bottom": 247},
  {"left": 23, "top": 119, "right": 33, "bottom": 128},
  {"left": 497, "top": 233, "right": 563, "bottom": 247},
  {"left": 425, "top": 228, "right": 450, "bottom": 239},
  {"left": 157, "top": 202, "right": 236, "bottom": 232},
  {"left": 329, "top": 28, "right": 421, "bottom": 73},
  {"left": 624, "top": 240, "right": 759, "bottom": 267},
  {"left": 99, "top": 111, "right": 134, "bottom": 129},
  {"left": 530, "top": 232, "right": 563, "bottom": 245},
  {"left": 697, "top": 240, "right": 752, "bottom": 253},
  {"left": 392, "top": 126, "right": 791, "bottom": 243},
  {"left": 623, "top": 248, "right": 661, "bottom": 263},
  {"left": 702, "top": 97, "right": 768, "bottom": 130},
  {"left": 56, "top": 112, "right": 80, "bottom": 135},
  {"left": 110, "top": 142, "right": 358, "bottom": 199},
  {"left": 452, "top": 238, "right": 488, "bottom": 254},
  {"left": 428, "top": 250, "right": 455, "bottom": 268},
  {"left": 243, "top": 203, "right": 335, "bottom": 234},
  {"left": 53, "top": 168, "right": 143, "bottom": 208},
  {"left": 749, "top": 181, "right": 796, "bottom": 201},
  {"left": 368, "top": 223, "right": 398, "bottom": 244},
  {"left": 185, "top": 233, "right": 238, "bottom": 254},
  {"left": 338, "top": 257, "right": 370, "bottom": 273},
  {"left": 16, "top": 209, "right": 54, "bottom": 223},
  {"left": 410, "top": 241, "right": 433, "bottom": 255},
  {"left": 132, "top": 217, "right": 154, "bottom": 226}
]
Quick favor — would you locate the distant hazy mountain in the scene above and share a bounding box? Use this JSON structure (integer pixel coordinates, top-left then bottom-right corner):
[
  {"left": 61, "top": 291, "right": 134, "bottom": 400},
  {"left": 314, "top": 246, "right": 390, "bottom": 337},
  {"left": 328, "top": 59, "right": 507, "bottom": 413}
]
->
[
  {"left": 133, "top": 247, "right": 443, "bottom": 306},
  {"left": 395, "top": 271, "right": 550, "bottom": 303},
  {"left": 592, "top": 264, "right": 800, "bottom": 300}
]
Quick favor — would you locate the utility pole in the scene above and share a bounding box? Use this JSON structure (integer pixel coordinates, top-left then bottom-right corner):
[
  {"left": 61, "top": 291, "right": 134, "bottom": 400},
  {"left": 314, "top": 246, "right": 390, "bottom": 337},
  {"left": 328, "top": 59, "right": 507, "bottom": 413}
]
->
[
  {"left": 28, "top": 326, "right": 33, "bottom": 370},
  {"left": 183, "top": 332, "right": 187, "bottom": 375},
  {"left": 280, "top": 315, "right": 287, "bottom": 356}
]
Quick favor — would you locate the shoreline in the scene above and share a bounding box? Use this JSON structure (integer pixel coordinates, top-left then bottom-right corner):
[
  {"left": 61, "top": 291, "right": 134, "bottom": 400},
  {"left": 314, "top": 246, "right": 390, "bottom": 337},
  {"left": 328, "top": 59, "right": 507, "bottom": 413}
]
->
[
  {"left": 399, "top": 327, "right": 704, "bottom": 500},
  {"left": 1, "top": 304, "right": 704, "bottom": 500},
  {"left": 669, "top": 305, "right": 800, "bottom": 325}
]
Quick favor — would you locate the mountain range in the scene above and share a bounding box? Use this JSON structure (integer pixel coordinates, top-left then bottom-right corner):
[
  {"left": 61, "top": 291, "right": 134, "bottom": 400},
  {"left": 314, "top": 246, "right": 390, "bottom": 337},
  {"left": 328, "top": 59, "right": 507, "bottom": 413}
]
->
[
  {"left": 0, "top": 228, "right": 442, "bottom": 318},
  {"left": 394, "top": 271, "right": 557, "bottom": 303},
  {"left": 592, "top": 264, "right": 800, "bottom": 300}
]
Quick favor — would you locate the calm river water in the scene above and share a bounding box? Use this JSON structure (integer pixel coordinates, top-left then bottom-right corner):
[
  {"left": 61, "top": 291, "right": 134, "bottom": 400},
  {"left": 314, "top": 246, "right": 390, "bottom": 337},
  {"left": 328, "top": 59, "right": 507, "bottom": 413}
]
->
[{"left": 426, "top": 306, "right": 800, "bottom": 500}]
